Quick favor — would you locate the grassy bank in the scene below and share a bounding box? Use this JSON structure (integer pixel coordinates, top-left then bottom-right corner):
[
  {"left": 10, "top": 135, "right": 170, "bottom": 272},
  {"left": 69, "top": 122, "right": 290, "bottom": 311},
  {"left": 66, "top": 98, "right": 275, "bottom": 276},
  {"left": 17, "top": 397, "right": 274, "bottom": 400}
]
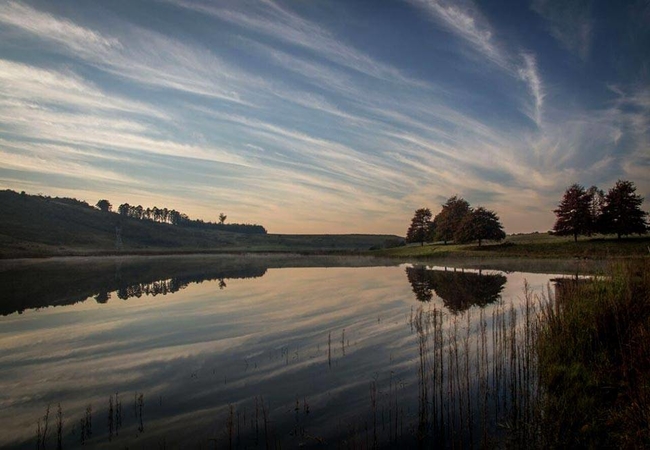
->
[
  {"left": 537, "top": 259, "right": 650, "bottom": 447},
  {"left": 374, "top": 232, "right": 650, "bottom": 259}
]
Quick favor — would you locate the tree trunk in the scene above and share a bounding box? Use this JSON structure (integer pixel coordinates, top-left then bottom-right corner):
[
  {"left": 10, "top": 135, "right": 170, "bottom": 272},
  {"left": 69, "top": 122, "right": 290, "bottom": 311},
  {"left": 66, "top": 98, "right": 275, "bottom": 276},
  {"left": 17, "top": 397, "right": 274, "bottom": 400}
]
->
[{"left": 420, "top": 241, "right": 424, "bottom": 246}]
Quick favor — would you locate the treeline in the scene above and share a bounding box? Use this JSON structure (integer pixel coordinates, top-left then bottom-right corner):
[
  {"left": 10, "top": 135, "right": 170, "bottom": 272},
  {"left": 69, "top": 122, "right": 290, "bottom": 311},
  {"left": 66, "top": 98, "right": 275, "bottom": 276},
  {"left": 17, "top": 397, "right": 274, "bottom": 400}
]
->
[
  {"left": 406, "top": 196, "right": 505, "bottom": 246},
  {"left": 552, "top": 179, "right": 648, "bottom": 241},
  {"left": 96, "top": 199, "right": 267, "bottom": 235}
]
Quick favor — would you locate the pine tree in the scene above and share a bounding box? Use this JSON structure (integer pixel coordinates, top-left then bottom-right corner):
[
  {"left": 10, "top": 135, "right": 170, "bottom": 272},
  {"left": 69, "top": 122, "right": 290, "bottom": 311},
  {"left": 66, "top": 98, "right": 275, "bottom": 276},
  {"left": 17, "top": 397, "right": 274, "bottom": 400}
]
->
[
  {"left": 553, "top": 184, "right": 592, "bottom": 242},
  {"left": 600, "top": 180, "right": 648, "bottom": 239},
  {"left": 586, "top": 185, "right": 605, "bottom": 234},
  {"left": 406, "top": 208, "right": 433, "bottom": 246}
]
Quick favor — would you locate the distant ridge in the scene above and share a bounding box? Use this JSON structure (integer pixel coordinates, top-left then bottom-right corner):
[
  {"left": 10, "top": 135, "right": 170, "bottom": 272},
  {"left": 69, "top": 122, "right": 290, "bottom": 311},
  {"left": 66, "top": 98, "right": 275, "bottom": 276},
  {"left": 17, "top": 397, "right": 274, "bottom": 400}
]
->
[{"left": 0, "top": 190, "right": 402, "bottom": 258}]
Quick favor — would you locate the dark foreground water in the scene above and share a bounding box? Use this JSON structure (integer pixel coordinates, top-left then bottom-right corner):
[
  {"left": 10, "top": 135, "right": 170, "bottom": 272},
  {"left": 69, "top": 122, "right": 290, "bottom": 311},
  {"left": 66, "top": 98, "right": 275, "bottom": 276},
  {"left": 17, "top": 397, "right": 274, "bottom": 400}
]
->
[{"left": 0, "top": 255, "right": 582, "bottom": 448}]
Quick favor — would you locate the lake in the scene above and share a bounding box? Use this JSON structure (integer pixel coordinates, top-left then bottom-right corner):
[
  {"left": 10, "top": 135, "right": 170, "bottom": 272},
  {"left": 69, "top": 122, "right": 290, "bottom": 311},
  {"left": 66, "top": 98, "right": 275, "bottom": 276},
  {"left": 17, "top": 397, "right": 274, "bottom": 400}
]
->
[{"left": 0, "top": 255, "right": 589, "bottom": 448}]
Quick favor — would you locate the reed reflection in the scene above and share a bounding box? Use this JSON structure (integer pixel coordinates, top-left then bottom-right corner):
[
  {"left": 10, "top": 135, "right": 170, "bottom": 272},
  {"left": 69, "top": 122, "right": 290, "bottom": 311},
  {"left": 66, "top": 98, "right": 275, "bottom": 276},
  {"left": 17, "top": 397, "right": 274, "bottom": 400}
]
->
[{"left": 406, "top": 266, "right": 507, "bottom": 313}]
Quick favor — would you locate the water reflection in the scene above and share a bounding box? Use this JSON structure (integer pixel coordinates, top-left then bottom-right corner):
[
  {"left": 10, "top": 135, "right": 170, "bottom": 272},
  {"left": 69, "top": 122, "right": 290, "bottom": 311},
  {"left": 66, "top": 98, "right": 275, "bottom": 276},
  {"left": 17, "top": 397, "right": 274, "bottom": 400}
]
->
[
  {"left": 0, "top": 257, "right": 573, "bottom": 449},
  {"left": 406, "top": 266, "right": 507, "bottom": 313},
  {"left": 0, "top": 255, "right": 271, "bottom": 315}
]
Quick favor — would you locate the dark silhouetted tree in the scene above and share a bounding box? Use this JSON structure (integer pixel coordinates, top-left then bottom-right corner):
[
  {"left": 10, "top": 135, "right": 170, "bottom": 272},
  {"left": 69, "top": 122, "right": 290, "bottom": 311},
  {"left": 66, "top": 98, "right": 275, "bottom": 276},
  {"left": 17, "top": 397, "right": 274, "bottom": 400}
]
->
[
  {"left": 586, "top": 185, "right": 605, "bottom": 233},
  {"left": 406, "top": 208, "right": 432, "bottom": 246},
  {"left": 96, "top": 199, "right": 112, "bottom": 212},
  {"left": 118, "top": 203, "right": 130, "bottom": 216},
  {"left": 454, "top": 206, "right": 506, "bottom": 246},
  {"left": 432, "top": 196, "right": 471, "bottom": 244},
  {"left": 553, "top": 184, "right": 592, "bottom": 242},
  {"left": 219, "top": 213, "right": 227, "bottom": 225},
  {"left": 599, "top": 180, "right": 648, "bottom": 239}
]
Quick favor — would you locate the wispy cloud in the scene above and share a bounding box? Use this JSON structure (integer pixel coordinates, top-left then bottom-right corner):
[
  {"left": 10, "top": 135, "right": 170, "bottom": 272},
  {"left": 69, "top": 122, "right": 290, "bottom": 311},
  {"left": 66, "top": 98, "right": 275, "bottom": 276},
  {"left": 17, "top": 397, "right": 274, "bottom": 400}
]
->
[
  {"left": 0, "top": 139, "right": 138, "bottom": 185},
  {"left": 0, "top": 1, "right": 120, "bottom": 55},
  {"left": 405, "top": 0, "right": 508, "bottom": 68},
  {"left": 0, "top": 2, "right": 264, "bottom": 105},
  {"left": 0, "top": 60, "right": 163, "bottom": 118},
  {"left": 532, "top": 0, "right": 593, "bottom": 60},
  {"left": 518, "top": 53, "right": 545, "bottom": 126},
  {"left": 404, "top": 0, "right": 546, "bottom": 128},
  {"left": 165, "top": 0, "right": 429, "bottom": 88}
]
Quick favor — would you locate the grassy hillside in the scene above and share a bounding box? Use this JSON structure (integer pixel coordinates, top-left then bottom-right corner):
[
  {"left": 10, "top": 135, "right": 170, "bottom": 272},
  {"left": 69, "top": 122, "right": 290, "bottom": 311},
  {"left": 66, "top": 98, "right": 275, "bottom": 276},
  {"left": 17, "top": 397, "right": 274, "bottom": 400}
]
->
[
  {"left": 0, "top": 190, "right": 401, "bottom": 258},
  {"left": 374, "top": 231, "right": 650, "bottom": 259}
]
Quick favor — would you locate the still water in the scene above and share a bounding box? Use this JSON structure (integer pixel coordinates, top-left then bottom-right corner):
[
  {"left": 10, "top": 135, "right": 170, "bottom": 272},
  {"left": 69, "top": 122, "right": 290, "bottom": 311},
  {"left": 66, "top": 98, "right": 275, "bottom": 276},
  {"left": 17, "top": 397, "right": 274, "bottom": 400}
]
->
[{"left": 0, "top": 255, "right": 581, "bottom": 448}]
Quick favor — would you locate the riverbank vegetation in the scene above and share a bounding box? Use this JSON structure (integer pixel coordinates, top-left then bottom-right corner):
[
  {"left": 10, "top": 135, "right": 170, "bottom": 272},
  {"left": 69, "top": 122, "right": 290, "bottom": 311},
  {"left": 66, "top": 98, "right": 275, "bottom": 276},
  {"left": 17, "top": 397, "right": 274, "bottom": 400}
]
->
[{"left": 537, "top": 259, "right": 650, "bottom": 447}]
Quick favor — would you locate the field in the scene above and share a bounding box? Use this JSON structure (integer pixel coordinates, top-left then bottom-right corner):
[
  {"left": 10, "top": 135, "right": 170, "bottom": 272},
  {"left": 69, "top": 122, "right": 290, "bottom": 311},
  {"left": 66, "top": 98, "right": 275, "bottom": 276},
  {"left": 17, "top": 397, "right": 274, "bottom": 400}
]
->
[{"left": 374, "top": 232, "right": 650, "bottom": 259}]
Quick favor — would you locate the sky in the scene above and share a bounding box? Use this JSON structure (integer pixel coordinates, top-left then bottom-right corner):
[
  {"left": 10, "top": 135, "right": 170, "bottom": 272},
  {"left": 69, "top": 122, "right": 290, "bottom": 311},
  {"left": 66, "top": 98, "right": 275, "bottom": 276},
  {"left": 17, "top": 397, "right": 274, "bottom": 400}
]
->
[{"left": 0, "top": 0, "right": 648, "bottom": 235}]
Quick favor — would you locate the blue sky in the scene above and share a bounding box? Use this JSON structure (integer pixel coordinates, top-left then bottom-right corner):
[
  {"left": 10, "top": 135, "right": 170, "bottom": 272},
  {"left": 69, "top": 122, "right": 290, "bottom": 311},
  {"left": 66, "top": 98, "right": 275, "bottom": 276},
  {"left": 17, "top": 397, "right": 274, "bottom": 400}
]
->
[{"left": 0, "top": 0, "right": 648, "bottom": 234}]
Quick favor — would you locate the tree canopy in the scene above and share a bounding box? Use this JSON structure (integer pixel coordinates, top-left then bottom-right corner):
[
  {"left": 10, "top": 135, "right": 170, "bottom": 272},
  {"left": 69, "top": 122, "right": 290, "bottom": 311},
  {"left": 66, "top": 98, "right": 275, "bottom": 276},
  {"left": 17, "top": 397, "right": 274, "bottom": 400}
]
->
[
  {"left": 96, "top": 199, "right": 112, "bottom": 212},
  {"left": 552, "top": 184, "right": 593, "bottom": 242},
  {"left": 406, "top": 208, "right": 432, "bottom": 246},
  {"left": 552, "top": 180, "right": 647, "bottom": 241},
  {"left": 599, "top": 180, "right": 648, "bottom": 239},
  {"left": 432, "top": 196, "right": 471, "bottom": 244},
  {"left": 454, "top": 207, "right": 506, "bottom": 246}
]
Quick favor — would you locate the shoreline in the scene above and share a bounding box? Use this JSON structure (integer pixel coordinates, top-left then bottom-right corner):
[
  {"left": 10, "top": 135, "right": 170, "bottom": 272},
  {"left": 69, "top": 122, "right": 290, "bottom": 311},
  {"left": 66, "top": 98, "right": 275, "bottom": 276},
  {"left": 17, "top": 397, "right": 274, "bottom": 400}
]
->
[{"left": 0, "top": 250, "right": 629, "bottom": 275}]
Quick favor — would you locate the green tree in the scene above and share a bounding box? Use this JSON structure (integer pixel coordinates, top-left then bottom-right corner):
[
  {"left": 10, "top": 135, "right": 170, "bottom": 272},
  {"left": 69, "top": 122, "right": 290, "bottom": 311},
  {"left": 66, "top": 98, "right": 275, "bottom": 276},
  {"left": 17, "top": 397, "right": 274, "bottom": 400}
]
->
[
  {"left": 553, "top": 184, "right": 592, "bottom": 242},
  {"left": 432, "top": 196, "right": 471, "bottom": 244},
  {"left": 406, "top": 208, "right": 432, "bottom": 246},
  {"left": 600, "top": 180, "right": 648, "bottom": 239},
  {"left": 454, "top": 207, "right": 506, "bottom": 246},
  {"left": 96, "top": 199, "right": 112, "bottom": 212}
]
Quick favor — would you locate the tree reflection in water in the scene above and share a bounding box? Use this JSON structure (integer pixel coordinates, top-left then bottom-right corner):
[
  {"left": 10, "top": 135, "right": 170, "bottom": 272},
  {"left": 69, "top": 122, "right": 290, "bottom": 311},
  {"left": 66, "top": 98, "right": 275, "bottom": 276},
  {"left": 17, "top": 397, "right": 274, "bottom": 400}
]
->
[{"left": 406, "top": 266, "right": 506, "bottom": 313}]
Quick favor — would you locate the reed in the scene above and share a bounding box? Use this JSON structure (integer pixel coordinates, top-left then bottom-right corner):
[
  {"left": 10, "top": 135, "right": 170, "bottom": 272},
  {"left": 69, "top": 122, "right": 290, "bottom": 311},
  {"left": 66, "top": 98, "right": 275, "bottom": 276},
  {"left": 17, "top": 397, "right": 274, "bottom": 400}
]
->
[
  {"left": 409, "top": 280, "right": 545, "bottom": 448},
  {"left": 537, "top": 259, "right": 650, "bottom": 448}
]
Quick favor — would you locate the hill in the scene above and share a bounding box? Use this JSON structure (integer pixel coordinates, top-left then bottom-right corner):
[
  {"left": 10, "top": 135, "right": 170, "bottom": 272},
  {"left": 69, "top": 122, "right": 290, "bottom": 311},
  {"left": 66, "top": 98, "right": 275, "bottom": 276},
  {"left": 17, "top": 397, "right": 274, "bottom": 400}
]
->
[{"left": 0, "top": 190, "right": 402, "bottom": 258}]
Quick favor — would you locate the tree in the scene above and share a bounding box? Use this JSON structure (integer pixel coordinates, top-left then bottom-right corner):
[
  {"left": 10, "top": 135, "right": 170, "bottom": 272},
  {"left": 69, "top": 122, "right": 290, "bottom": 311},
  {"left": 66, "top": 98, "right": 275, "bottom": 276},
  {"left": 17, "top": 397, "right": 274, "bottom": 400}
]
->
[
  {"left": 118, "top": 203, "right": 130, "bottom": 216},
  {"left": 586, "top": 185, "right": 605, "bottom": 234},
  {"left": 96, "top": 199, "right": 112, "bottom": 212},
  {"left": 432, "top": 196, "right": 471, "bottom": 244},
  {"left": 552, "top": 184, "right": 592, "bottom": 242},
  {"left": 454, "top": 207, "right": 506, "bottom": 246},
  {"left": 406, "top": 208, "right": 432, "bottom": 246},
  {"left": 219, "top": 213, "right": 227, "bottom": 225},
  {"left": 599, "top": 180, "right": 648, "bottom": 239}
]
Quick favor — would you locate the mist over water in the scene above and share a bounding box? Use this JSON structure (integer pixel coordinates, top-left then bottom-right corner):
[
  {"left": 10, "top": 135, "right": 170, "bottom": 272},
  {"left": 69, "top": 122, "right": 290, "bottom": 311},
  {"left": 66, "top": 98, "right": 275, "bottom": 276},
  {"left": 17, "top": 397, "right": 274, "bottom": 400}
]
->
[{"left": 0, "top": 257, "right": 575, "bottom": 448}]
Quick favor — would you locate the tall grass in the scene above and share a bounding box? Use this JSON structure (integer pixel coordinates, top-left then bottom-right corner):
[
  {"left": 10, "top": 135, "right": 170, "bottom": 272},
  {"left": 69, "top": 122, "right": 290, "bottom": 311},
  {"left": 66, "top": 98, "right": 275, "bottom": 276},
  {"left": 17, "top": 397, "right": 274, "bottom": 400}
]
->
[
  {"left": 537, "top": 259, "right": 650, "bottom": 448},
  {"left": 412, "top": 292, "right": 543, "bottom": 448}
]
